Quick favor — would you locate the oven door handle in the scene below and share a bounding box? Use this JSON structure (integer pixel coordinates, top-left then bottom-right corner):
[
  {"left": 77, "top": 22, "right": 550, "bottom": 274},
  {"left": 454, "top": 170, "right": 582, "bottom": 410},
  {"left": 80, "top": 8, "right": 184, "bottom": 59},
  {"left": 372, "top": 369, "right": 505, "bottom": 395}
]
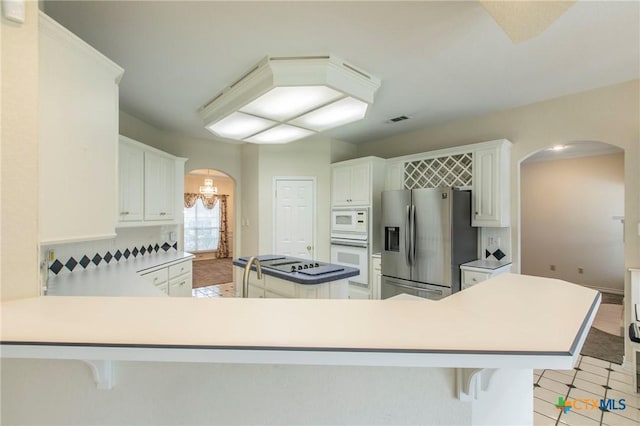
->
[{"left": 330, "top": 240, "right": 368, "bottom": 248}]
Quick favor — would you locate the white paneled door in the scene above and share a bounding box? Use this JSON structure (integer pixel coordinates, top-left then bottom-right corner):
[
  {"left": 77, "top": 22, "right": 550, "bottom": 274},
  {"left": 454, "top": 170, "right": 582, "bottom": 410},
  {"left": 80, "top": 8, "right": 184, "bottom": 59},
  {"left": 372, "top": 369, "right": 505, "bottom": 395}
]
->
[{"left": 274, "top": 178, "right": 315, "bottom": 259}]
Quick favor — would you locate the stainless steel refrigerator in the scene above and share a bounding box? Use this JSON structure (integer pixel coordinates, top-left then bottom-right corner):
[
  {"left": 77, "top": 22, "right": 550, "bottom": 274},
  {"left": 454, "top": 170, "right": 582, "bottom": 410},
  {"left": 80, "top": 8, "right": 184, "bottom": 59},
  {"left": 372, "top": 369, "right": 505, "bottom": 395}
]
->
[{"left": 381, "top": 188, "right": 477, "bottom": 300}]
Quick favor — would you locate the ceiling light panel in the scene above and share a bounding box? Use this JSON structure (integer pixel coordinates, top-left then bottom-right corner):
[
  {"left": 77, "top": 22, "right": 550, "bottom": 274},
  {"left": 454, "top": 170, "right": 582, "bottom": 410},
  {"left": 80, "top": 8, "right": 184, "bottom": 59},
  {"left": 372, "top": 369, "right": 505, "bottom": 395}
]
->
[
  {"left": 245, "top": 124, "right": 315, "bottom": 144},
  {"left": 206, "top": 112, "right": 276, "bottom": 139},
  {"left": 240, "top": 86, "right": 343, "bottom": 121},
  {"left": 291, "top": 97, "right": 368, "bottom": 131}
]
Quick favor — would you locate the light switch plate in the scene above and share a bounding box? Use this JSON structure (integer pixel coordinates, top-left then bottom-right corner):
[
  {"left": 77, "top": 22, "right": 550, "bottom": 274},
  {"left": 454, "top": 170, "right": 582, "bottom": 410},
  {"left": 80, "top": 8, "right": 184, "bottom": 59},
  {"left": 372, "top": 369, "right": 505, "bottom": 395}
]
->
[{"left": 2, "top": 0, "right": 25, "bottom": 24}]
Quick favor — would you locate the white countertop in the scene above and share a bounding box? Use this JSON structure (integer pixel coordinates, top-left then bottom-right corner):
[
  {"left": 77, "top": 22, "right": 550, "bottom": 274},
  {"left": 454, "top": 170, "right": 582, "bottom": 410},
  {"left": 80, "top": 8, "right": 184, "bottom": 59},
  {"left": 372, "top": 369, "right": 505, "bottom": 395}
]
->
[
  {"left": 1, "top": 273, "right": 599, "bottom": 369},
  {"left": 46, "top": 251, "right": 194, "bottom": 297},
  {"left": 461, "top": 259, "right": 512, "bottom": 271}
]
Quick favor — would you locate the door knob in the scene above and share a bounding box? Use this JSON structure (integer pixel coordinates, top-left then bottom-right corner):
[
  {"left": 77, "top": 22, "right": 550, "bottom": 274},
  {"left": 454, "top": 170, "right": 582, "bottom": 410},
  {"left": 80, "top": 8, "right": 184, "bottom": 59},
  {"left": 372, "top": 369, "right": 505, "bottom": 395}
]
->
[{"left": 306, "top": 245, "right": 312, "bottom": 251}]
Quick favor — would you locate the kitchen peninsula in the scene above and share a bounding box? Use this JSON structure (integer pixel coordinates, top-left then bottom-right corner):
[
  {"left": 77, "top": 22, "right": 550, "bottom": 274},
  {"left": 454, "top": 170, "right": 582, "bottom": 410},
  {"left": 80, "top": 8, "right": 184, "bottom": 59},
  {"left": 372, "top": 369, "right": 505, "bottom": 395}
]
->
[
  {"left": 1, "top": 273, "right": 599, "bottom": 425},
  {"left": 233, "top": 255, "right": 359, "bottom": 299}
]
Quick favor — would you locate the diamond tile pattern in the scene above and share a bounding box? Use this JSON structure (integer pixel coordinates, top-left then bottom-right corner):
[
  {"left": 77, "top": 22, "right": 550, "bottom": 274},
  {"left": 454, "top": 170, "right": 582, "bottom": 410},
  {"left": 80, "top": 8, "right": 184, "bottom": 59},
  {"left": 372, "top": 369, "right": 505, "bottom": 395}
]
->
[
  {"left": 486, "top": 248, "right": 507, "bottom": 261},
  {"left": 404, "top": 153, "right": 472, "bottom": 189},
  {"left": 48, "top": 242, "right": 178, "bottom": 274},
  {"left": 49, "top": 259, "right": 63, "bottom": 274},
  {"left": 65, "top": 257, "right": 78, "bottom": 271},
  {"left": 79, "top": 255, "right": 91, "bottom": 269},
  {"left": 533, "top": 355, "right": 640, "bottom": 426}
]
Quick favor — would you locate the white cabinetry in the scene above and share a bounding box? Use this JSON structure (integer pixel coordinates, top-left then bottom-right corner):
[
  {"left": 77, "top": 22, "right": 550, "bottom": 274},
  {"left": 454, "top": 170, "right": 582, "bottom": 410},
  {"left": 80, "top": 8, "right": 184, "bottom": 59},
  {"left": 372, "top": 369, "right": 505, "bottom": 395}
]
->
[
  {"left": 140, "top": 259, "right": 192, "bottom": 297},
  {"left": 118, "top": 142, "right": 144, "bottom": 222},
  {"left": 237, "top": 268, "right": 348, "bottom": 299},
  {"left": 371, "top": 254, "right": 382, "bottom": 300},
  {"left": 472, "top": 140, "right": 511, "bottom": 227},
  {"left": 460, "top": 262, "right": 512, "bottom": 290},
  {"left": 331, "top": 158, "right": 385, "bottom": 207},
  {"left": 39, "top": 13, "right": 124, "bottom": 244},
  {"left": 117, "top": 136, "right": 186, "bottom": 227},
  {"left": 144, "top": 151, "right": 176, "bottom": 221}
]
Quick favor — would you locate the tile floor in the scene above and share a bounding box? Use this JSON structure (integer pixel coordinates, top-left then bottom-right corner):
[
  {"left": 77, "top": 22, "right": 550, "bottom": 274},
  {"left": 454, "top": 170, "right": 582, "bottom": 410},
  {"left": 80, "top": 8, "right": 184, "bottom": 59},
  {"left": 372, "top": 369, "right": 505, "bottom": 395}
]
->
[
  {"left": 535, "top": 355, "right": 640, "bottom": 425},
  {"left": 192, "top": 282, "right": 235, "bottom": 298}
]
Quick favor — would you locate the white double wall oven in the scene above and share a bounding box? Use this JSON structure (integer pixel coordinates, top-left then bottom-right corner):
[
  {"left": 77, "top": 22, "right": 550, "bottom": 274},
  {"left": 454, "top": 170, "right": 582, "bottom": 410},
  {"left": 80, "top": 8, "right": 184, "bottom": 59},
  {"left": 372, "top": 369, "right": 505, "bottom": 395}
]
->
[{"left": 330, "top": 208, "right": 370, "bottom": 299}]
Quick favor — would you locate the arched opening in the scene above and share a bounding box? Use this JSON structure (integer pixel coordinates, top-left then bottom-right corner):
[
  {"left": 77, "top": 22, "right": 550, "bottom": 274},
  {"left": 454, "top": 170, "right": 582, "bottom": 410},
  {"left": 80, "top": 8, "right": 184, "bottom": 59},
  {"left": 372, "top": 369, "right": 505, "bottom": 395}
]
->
[
  {"left": 184, "top": 168, "right": 236, "bottom": 297},
  {"left": 520, "top": 140, "right": 625, "bottom": 364}
]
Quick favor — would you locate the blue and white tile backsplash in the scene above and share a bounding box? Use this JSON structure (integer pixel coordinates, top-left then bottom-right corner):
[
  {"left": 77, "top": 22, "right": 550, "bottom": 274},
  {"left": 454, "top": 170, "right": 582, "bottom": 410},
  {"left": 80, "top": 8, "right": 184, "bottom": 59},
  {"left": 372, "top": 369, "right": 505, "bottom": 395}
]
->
[{"left": 42, "top": 225, "right": 181, "bottom": 276}]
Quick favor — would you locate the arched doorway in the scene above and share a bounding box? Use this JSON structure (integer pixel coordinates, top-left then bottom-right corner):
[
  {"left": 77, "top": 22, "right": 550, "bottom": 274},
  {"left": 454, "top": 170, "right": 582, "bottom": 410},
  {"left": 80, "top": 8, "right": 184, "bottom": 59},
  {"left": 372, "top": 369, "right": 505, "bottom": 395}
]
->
[
  {"left": 520, "top": 140, "right": 625, "bottom": 364},
  {"left": 184, "top": 169, "right": 236, "bottom": 297}
]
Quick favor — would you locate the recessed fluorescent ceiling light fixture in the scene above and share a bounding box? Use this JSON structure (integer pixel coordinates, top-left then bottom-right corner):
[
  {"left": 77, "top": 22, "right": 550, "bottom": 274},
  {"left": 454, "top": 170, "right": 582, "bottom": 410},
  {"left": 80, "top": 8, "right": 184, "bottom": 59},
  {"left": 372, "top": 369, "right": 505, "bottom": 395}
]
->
[{"left": 199, "top": 55, "right": 381, "bottom": 144}]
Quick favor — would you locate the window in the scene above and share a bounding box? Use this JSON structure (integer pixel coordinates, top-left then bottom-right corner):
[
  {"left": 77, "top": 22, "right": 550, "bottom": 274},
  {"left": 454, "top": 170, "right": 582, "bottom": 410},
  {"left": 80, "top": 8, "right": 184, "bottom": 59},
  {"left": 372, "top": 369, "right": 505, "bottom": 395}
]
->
[{"left": 184, "top": 198, "right": 220, "bottom": 252}]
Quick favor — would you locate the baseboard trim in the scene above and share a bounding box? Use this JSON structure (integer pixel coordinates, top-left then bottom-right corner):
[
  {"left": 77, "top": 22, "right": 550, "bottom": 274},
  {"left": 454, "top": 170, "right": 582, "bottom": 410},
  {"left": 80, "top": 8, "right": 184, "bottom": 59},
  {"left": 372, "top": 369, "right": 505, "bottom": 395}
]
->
[{"left": 579, "top": 284, "right": 624, "bottom": 296}]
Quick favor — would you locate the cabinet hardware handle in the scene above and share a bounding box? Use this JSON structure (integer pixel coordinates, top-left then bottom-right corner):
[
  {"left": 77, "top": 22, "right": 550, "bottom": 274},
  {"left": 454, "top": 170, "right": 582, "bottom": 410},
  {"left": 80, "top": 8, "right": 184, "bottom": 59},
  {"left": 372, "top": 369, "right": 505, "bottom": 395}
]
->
[
  {"left": 121, "top": 211, "right": 129, "bottom": 215},
  {"left": 179, "top": 281, "right": 185, "bottom": 286},
  {"left": 472, "top": 278, "right": 477, "bottom": 282}
]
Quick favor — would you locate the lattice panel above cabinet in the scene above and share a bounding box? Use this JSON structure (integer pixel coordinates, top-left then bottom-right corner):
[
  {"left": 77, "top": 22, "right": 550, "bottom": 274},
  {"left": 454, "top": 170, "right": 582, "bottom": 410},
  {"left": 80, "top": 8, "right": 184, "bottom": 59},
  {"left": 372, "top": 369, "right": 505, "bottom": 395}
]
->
[{"left": 404, "top": 153, "right": 473, "bottom": 189}]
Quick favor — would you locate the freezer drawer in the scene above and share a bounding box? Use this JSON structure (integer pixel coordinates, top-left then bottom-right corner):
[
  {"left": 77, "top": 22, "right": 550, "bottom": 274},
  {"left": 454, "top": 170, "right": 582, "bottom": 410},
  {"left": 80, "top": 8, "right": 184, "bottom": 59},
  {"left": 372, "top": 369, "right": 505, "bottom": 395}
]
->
[{"left": 381, "top": 276, "right": 450, "bottom": 301}]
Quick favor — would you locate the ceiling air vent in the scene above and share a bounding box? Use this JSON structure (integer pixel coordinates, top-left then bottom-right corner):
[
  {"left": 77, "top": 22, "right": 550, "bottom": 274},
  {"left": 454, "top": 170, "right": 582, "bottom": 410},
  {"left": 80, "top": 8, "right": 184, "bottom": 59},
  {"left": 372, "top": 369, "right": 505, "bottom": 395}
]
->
[{"left": 387, "top": 115, "right": 410, "bottom": 123}]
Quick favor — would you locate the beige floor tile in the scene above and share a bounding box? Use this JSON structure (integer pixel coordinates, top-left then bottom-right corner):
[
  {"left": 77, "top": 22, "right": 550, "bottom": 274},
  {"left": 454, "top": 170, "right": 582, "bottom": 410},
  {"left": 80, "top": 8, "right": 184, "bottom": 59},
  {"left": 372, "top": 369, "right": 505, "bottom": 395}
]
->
[
  {"left": 536, "top": 386, "right": 562, "bottom": 404},
  {"left": 539, "top": 377, "right": 572, "bottom": 395},
  {"left": 610, "top": 371, "right": 635, "bottom": 385},
  {"left": 566, "top": 388, "right": 606, "bottom": 422},
  {"left": 573, "top": 378, "right": 607, "bottom": 397},
  {"left": 582, "top": 356, "right": 611, "bottom": 369},
  {"left": 545, "top": 370, "right": 575, "bottom": 384},
  {"left": 534, "top": 411, "right": 558, "bottom": 426},
  {"left": 576, "top": 370, "right": 609, "bottom": 386},
  {"left": 535, "top": 398, "right": 562, "bottom": 421},
  {"left": 607, "top": 389, "right": 640, "bottom": 409},
  {"left": 609, "top": 363, "right": 632, "bottom": 374},
  {"left": 609, "top": 405, "right": 640, "bottom": 423},
  {"left": 602, "top": 411, "right": 640, "bottom": 425},
  {"left": 579, "top": 361, "right": 611, "bottom": 378},
  {"left": 609, "top": 379, "right": 637, "bottom": 395},
  {"left": 535, "top": 369, "right": 546, "bottom": 376},
  {"left": 558, "top": 409, "right": 601, "bottom": 426}
]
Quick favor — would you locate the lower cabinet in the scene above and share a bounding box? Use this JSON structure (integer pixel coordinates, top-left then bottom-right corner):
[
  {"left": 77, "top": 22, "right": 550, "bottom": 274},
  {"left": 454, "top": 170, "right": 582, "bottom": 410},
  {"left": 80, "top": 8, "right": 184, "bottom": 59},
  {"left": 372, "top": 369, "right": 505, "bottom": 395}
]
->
[
  {"left": 371, "top": 255, "right": 382, "bottom": 300},
  {"left": 140, "top": 259, "right": 193, "bottom": 296},
  {"left": 460, "top": 263, "right": 512, "bottom": 290},
  {"left": 242, "top": 273, "right": 348, "bottom": 299}
]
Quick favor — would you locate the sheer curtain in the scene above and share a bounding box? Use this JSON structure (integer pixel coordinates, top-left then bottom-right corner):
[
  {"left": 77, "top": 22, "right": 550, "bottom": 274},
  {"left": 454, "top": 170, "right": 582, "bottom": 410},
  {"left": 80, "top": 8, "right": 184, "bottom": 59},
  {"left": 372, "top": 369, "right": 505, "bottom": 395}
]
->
[{"left": 183, "top": 193, "right": 229, "bottom": 257}]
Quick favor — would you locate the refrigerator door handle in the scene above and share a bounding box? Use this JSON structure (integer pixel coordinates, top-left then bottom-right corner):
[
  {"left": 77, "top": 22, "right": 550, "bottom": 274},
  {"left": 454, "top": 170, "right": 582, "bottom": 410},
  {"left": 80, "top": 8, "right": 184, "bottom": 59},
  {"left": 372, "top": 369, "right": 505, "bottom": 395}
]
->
[
  {"left": 405, "top": 205, "right": 412, "bottom": 266},
  {"left": 410, "top": 205, "right": 416, "bottom": 265}
]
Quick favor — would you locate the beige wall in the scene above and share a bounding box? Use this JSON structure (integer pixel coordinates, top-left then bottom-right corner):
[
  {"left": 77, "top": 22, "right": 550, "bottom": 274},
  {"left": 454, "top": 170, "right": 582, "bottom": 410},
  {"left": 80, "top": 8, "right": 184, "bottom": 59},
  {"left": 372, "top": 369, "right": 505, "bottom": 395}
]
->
[
  {"left": 256, "top": 136, "right": 335, "bottom": 262},
  {"left": 1, "top": 2, "right": 40, "bottom": 300},
  {"left": 184, "top": 173, "right": 235, "bottom": 257},
  {"left": 521, "top": 153, "right": 625, "bottom": 293}
]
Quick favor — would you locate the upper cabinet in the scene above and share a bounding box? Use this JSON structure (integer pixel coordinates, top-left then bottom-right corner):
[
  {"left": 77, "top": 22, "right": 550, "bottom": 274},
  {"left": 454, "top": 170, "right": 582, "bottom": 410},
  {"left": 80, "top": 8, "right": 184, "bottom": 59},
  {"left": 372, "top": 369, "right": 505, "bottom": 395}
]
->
[
  {"left": 331, "top": 158, "right": 385, "bottom": 207},
  {"left": 39, "top": 13, "right": 124, "bottom": 244},
  {"left": 472, "top": 141, "right": 511, "bottom": 227},
  {"left": 118, "top": 136, "right": 186, "bottom": 227},
  {"left": 118, "top": 141, "right": 144, "bottom": 222},
  {"left": 144, "top": 151, "right": 176, "bottom": 221},
  {"left": 384, "top": 139, "right": 511, "bottom": 228}
]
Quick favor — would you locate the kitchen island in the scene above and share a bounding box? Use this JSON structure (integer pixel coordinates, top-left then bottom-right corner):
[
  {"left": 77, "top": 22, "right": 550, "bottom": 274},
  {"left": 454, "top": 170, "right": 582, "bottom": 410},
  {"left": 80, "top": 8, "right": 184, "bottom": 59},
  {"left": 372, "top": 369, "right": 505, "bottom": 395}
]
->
[
  {"left": 232, "top": 255, "right": 359, "bottom": 299},
  {"left": 1, "top": 273, "right": 600, "bottom": 425}
]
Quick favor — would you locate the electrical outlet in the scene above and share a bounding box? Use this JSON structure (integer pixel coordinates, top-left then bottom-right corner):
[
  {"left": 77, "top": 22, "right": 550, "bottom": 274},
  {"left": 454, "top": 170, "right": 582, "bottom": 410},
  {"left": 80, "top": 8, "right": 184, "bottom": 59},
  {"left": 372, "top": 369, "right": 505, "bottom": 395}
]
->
[
  {"left": 487, "top": 237, "right": 495, "bottom": 247},
  {"left": 578, "top": 267, "right": 584, "bottom": 274},
  {"left": 550, "top": 265, "right": 556, "bottom": 271}
]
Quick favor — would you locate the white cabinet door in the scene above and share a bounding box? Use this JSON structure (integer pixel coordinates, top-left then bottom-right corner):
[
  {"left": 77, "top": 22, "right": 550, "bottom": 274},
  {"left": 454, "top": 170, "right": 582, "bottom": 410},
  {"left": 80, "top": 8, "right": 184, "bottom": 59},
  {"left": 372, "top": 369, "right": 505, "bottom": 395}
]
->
[
  {"left": 331, "top": 162, "right": 371, "bottom": 206},
  {"left": 349, "top": 163, "right": 371, "bottom": 205},
  {"left": 118, "top": 141, "right": 144, "bottom": 222},
  {"left": 144, "top": 152, "right": 175, "bottom": 221},
  {"left": 472, "top": 142, "right": 510, "bottom": 227},
  {"left": 371, "top": 256, "right": 382, "bottom": 300},
  {"left": 39, "top": 14, "right": 123, "bottom": 244},
  {"left": 331, "top": 166, "right": 352, "bottom": 205},
  {"left": 169, "top": 273, "right": 193, "bottom": 297}
]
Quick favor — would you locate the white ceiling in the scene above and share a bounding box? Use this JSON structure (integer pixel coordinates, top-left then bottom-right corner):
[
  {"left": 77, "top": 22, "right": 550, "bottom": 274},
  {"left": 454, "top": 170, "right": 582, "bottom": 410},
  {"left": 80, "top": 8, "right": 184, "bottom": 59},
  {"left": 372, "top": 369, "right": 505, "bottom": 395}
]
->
[{"left": 43, "top": 1, "right": 639, "bottom": 145}]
